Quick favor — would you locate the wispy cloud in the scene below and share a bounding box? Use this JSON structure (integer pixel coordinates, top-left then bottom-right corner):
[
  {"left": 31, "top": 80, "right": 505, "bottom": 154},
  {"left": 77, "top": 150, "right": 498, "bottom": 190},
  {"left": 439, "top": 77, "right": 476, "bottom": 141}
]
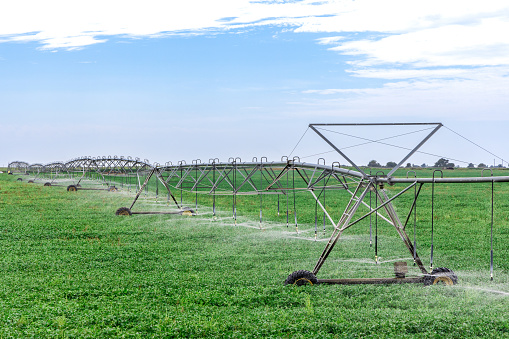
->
[
  {"left": 0, "top": 0, "right": 331, "bottom": 50},
  {"left": 298, "top": 66, "right": 509, "bottom": 120},
  {"left": 3, "top": 0, "right": 509, "bottom": 122},
  {"left": 3, "top": 1, "right": 507, "bottom": 55},
  {"left": 328, "top": 18, "right": 509, "bottom": 68}
]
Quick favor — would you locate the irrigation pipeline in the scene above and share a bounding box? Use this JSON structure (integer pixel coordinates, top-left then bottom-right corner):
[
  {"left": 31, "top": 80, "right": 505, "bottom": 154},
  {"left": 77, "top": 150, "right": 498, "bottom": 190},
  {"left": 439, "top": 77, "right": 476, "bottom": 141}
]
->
[
  {"left": 10, "top": 155, "right": 509, "bottom": 180},
  {"left": 10, "top": 155, "right": 509, "bottom": 279},
  {"left": 10, "top": 157, "right": 509, "bottom": 197}
]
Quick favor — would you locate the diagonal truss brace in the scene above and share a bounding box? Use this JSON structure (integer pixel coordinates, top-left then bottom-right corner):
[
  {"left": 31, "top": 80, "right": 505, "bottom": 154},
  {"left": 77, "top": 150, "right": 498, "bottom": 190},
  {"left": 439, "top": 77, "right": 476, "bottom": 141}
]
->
[
  {"left": 312, "top": 180, "right": 429, "bottom": 275},
  {"left": 129, "top": 167, "right": 181, "bottom": 211},
  {"left": 309, "top": 123, "right": 443, "bottom": 178}
]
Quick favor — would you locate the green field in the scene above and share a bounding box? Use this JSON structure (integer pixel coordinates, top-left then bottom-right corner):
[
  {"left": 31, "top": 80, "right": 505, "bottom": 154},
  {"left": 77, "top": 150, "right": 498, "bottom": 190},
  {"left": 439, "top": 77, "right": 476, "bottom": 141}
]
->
[{"left": 1, "top": 171, "right": 509, "bottom": 338}]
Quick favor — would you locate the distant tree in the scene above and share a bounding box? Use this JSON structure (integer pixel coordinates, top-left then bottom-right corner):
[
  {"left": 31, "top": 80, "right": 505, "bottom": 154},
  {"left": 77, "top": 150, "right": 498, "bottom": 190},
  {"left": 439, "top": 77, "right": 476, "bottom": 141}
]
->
[
  {"left": 478, "top": 163, "right": 487, "bottom": 168},
  {"left": 467, "top": 163, "right": 475, "bottom": 168},
  {"left": 497, "top": 164, "right": 504, "bottom": 168},
  {"left": 434, "top": 158, "right": 449, "bottom": 167},
  {"left": 386, "top": 161, "right": 397, "bottom": 168},
  {"left": 368, "top": 160, "right": 381, "bottom": 167},
  {"left": 406, "top": 163, "right": 412, "bottom": 168},
  {"left": 421, "top": 163, "right": 427, "bottom": 168}
]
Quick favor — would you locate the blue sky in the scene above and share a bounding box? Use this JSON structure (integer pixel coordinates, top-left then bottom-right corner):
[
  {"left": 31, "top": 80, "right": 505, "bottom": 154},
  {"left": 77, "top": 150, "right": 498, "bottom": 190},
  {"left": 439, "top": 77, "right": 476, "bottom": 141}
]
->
[{"left": 1, "top": 0, "right": 509, "bottom": 168}]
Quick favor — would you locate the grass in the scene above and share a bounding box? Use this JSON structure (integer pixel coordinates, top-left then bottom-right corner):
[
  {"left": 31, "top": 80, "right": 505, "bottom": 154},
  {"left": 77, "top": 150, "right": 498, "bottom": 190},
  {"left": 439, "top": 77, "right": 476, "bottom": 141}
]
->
[{"left": 1, "top": 171, "right": 509, "bottom": 337}]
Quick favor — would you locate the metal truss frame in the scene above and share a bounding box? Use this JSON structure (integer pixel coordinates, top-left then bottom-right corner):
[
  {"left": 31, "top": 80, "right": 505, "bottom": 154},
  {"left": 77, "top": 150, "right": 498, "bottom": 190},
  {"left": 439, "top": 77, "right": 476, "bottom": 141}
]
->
[{"left": 10, "top": 122, "right": 509, "bottom": 285}]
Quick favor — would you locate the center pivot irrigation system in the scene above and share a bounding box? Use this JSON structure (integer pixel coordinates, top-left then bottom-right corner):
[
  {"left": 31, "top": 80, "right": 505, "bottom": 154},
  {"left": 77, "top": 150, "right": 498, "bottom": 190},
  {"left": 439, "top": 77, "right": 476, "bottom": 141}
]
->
[{"left": 9, "top": 123, "right": 508, "bottom": 287}]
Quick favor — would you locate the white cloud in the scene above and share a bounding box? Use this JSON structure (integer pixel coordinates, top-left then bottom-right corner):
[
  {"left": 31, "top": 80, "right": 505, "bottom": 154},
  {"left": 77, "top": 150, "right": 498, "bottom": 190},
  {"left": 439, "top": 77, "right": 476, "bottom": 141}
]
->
[
  {"left": 297, "top": 65, "right": 509, "bottom": 120},
  {"left": 2, "top": 0, "right": 509, "bottom": 80},
  {"left": 3, "top": 0, "right": 509, "bottom": 124},
  {"left": 0, "top": 0, "right": 335, "bottom": 49},
  {"left": 296, "top": 0, "right": 509, "bottom": 34},
  {"left": 346, "top": 68, "right": 477, "bottom": 80},
  {"left": 286, "top": 1, "right": 509, "bottom": 123},
  {"left": 329, "top": 18, "right": 509, "bottom": 68},
  {"left": 316, "top": 36, "right": 344, "bottom": 45},
  {"left": 11, "top": 32, "right": 107, "bottom": 50},
  {"left": 2, "top": 1, "right": 508, "bottom": 54}
]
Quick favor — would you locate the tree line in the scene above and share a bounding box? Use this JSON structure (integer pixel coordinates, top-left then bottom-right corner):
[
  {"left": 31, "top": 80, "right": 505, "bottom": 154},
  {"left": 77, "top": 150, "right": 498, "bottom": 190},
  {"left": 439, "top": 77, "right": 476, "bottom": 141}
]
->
[{"left": 366, "top": 158, "right": 503, "bottom": 169}]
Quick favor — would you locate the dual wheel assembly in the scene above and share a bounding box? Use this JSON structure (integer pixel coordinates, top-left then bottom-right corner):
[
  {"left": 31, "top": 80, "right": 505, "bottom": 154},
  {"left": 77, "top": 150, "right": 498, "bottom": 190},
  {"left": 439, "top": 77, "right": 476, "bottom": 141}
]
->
[
  {"left": 115, "top": 207, "right": 132, "bottom": 216},
  {"left": 284, "top": 267, "right": 458, "bottom": 286},
  {"left": 423, "top": 267, "right": 458, "bottom": 286},
  {"left": 284, "top": 270, "right": 319, "bottom": 286}
]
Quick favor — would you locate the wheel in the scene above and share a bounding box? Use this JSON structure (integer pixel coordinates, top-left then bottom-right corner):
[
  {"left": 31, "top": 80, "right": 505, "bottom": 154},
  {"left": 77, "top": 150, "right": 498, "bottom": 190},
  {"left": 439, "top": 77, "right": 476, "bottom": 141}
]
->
[
  {"left": 28, "top": 180, "right": 34, "bottom": 183},
  {"left": 44, "top": 182, "right": 51, "bottom": 187},
  {"left": 17, "top": 178, "right": 22, "bottom": 181},
  {"left": 180, "top": 208, "right": 195, "bottom": 216},
  {"left": 284, "top": 270, "right": 318, "bottom": 286},
  {"left": 67, "top": 185, "right": 78, "bottom": 192},
  {"left": 108, "top": 186, "right": 118, "bottom": 192},
  {"left": 424, "top": 267, "right": 458, "bottom": 286},
  {"left": 115, "top": 207, "right": 132, "bottom": 216}
]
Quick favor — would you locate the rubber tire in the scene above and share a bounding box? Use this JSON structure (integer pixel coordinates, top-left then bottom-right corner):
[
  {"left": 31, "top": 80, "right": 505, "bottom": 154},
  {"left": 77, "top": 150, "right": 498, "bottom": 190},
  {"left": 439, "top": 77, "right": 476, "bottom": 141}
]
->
[
  {"left": 108, "top": 186, "right": 118, "bottom": 192},
  {"left": 284, "top": 270, "right": 318, "bottom": 286},
  {"left": 424, "top": 267, "right": 458, "bottom": 286},
  {"left": 44, "top": 182, "right": 51, "bottom": 187},
  {"left": 28, "top": 180, "right": 34, "bottom": 183},
  {"left": 180, "top": 208, "right": 195, "bottom": 216},
  {"left": 67, "top": 185, "right": 78, "bottom": 192},
  {"left": 115, "top": 207, "right": 132, "bottom": 216},
  {"left": 17, "top": 178, "right": 22, "bottom": 181}
]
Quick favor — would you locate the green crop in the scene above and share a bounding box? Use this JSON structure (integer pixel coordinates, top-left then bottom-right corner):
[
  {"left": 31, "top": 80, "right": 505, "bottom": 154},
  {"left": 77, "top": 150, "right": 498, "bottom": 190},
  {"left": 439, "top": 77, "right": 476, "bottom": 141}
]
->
[{"left": 1, "top": 171, "right": 508, "bottom": 337}]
